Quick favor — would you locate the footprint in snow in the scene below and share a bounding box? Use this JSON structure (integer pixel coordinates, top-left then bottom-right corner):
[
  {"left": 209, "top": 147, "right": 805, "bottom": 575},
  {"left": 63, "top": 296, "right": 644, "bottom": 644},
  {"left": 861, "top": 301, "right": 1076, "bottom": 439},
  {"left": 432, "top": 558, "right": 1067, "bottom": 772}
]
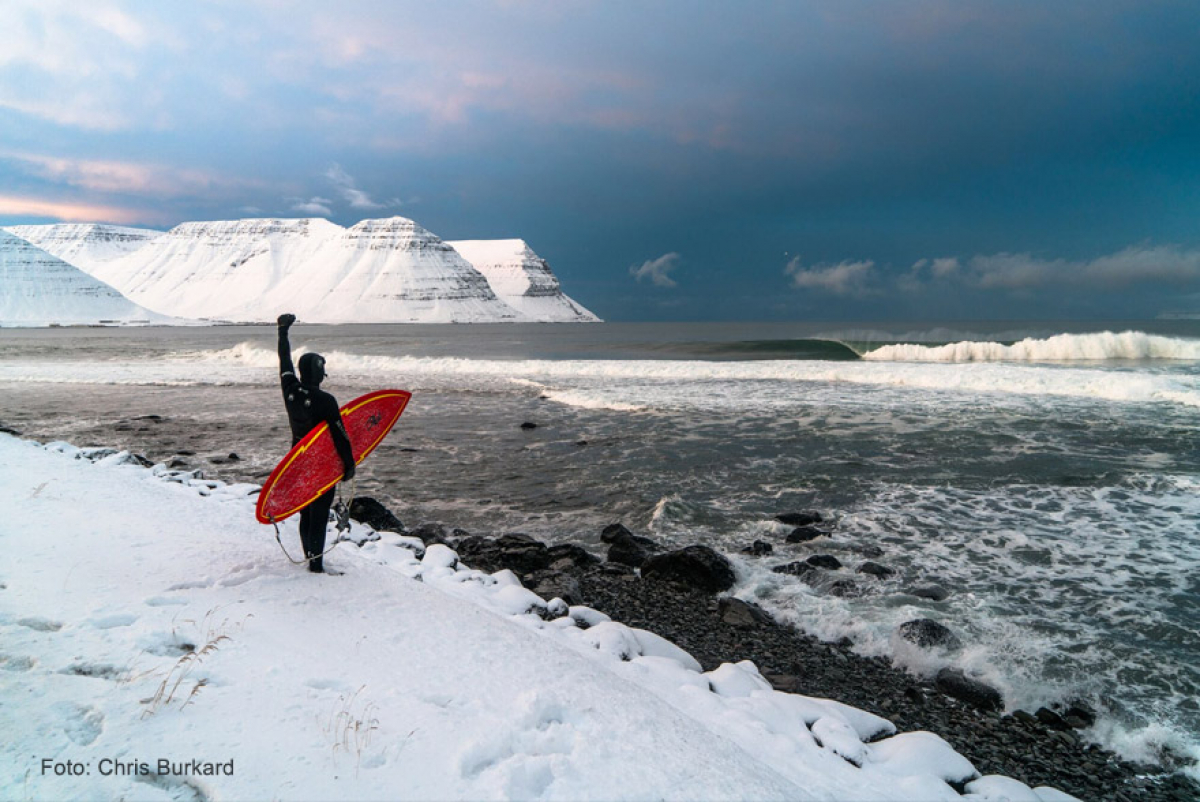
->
[
  {"left": 51, "top": 701, "right": 105, "bottom": 746},
  {"left": 165, "top": 578, "right": 214, "bottom": 592},
  {"left": 133, "top": 772, "right": 210, "bottom": 802},
  {"left": 0, "top": 653, "right": 36, "bottom": 672},
  {"left": 59, "top": 662, "right": 125, "bottom": 681},
  {"left": 304, "top": 677, "right": 354, "bottom": 694},
  {"left": 459, "top": 693, "right": 580, "bottom": 797},
  {"left": 88, "top": 613, "right": 139, "bottom": 629},
  {"left": 143, "top": 595, "right": 189, "bottom": 607},
  {"left": 140, "top": 633, "right": 197, "bottom": 658}
]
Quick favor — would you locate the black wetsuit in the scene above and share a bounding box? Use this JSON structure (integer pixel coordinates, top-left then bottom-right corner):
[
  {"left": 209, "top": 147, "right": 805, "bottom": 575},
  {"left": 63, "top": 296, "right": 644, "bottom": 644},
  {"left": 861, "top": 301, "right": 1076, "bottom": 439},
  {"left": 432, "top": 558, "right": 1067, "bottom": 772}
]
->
[{"left": 277, "top": 325, "right": 355, "bottom": 572}]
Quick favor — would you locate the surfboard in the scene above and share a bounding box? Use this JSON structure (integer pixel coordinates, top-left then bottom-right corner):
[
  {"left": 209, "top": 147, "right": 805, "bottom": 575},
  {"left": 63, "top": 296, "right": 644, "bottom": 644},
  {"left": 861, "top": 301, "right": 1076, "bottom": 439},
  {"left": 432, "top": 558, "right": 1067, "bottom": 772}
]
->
[{"left": 255, "top": 389, "right": 411, "bottom": 523}]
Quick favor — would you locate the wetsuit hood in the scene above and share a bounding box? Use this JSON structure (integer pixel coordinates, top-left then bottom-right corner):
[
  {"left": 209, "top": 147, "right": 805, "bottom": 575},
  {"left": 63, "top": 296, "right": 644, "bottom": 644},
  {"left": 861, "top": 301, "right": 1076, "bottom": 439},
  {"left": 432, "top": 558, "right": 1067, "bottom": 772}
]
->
[{"left": 298, "top": 352, "right": 326, "bottom": 386}]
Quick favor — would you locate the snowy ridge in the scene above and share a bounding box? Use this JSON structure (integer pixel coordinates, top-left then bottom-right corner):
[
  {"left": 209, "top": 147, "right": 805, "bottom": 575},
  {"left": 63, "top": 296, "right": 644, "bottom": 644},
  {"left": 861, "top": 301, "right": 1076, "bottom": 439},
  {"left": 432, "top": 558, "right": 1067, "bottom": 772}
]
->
[
  {"left": 862, "top": 331, "right": 1200, "bottom": 362},
  {"left": 91, "top": 215, "right": 523, "bottom": 324},
  {"left": 450, "top": 238, "right": 600, "bottom": 322},
  {"left": 1, "top": 218, "right": 600, "bottom": 324},
  {"left": 1, "top": 434, "right": 1077, "bottom": 801},
  {"left": 0, "top": 230, "right": 169, "bottom": 327},
  {"left": 3, "top": 223, "right": 163, "bottom": 272}
]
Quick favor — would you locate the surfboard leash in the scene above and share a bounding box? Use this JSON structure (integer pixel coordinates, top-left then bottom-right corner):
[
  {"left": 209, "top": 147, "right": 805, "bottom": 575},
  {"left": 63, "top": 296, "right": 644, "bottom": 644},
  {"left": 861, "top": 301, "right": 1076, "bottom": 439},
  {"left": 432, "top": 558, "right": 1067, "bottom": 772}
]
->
[{"left": 267, "top": 477, "right": 357, "bottom": 566}]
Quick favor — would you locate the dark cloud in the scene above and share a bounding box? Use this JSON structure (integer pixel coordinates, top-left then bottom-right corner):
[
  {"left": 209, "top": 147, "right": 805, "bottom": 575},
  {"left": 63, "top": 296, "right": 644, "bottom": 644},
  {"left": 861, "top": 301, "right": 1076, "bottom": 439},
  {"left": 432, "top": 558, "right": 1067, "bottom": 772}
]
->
[{"left": 1, "top": 1, "right": 1198, "bottom": 319}]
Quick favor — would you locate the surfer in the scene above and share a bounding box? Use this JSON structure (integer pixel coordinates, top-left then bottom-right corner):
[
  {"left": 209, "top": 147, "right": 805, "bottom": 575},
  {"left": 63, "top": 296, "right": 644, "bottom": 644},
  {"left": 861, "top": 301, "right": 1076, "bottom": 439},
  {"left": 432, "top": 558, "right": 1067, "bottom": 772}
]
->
[{"left": 276, "top": 313, "right": 356, "bottom": 573}]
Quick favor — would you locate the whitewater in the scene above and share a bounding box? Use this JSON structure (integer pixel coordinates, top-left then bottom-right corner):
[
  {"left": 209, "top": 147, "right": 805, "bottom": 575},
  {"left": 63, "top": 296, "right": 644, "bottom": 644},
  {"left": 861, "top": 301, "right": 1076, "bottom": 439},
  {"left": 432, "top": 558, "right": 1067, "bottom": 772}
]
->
[{"left": 2, "top": 320, "right": 1199, "bottom": 792}]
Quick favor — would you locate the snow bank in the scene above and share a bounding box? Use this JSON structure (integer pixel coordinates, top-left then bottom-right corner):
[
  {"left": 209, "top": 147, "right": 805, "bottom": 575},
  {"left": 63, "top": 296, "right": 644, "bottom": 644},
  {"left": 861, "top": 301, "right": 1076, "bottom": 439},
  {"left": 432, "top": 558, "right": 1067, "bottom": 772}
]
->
[{"left": 0, "top": 435, "right": 1076, "bottom": 800}]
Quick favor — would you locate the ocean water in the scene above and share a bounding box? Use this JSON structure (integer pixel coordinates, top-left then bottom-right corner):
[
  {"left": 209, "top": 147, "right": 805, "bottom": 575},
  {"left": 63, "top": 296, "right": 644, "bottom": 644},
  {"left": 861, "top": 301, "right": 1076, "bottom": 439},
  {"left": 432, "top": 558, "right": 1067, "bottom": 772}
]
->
[{"left": 2, "top": 319, "right": 1198, "bottom": 778}]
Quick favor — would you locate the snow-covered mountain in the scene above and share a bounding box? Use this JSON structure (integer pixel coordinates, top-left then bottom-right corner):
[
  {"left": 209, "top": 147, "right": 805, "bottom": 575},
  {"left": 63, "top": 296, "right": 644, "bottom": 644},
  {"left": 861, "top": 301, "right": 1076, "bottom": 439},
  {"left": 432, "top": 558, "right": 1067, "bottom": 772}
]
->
[
  {"left": 3, "top": 217, "right": 601, "bottom": 324},
  {"left": 0, "top": 230, "right": 168, "bottom": 327},
  {"left": 4, "top": 223, "right": 163, "bottom": 273},
  {"left": 449, "top": 239, "right": 599, "bottom": 322}
]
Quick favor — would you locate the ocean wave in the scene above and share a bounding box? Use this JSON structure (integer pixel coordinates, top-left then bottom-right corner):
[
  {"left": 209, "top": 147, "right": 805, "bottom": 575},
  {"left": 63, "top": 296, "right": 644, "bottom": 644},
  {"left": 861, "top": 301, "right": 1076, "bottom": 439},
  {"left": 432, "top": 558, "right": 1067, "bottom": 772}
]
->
[
  {"left": 5, "top": 340, "right": 1198, "bottom": 410},
  {"left": 862, "top": 330, "right": 1200, "bottom": 363},
  {"left": 186, "top": 342, "right": 1200, "bottom": 410}
]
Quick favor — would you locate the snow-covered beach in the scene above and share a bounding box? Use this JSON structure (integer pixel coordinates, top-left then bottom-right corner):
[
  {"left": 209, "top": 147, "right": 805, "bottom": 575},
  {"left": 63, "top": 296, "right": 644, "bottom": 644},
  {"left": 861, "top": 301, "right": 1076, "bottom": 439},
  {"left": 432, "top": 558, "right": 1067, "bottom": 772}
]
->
[{"left": 1, "top": 433, "right": 1092, "bottom": 802}]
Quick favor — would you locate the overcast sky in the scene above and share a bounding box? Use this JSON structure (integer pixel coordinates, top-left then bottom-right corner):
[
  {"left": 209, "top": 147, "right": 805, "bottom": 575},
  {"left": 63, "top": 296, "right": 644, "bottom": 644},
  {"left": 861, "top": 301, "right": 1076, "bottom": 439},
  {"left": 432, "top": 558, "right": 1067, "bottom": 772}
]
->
[{"left": 2, "top": 1, "right": 1198, "bottom": 321}]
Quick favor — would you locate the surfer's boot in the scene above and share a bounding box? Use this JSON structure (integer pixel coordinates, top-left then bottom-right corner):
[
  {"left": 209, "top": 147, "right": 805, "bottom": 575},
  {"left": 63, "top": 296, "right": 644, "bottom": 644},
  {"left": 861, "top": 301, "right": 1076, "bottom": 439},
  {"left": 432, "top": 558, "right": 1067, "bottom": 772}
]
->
[{"left": 307, "top": 555, "right": 324, "bottom": 573}]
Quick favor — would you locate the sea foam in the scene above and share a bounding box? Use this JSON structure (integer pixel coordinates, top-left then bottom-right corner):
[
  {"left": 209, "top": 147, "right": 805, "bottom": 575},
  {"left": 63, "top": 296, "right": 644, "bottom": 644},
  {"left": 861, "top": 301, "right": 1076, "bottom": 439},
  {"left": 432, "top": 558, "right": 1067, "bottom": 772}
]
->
[
  {"left": 6, "top": 339, "right": 1197, "bottom": 410},
  {"left": 862, "top": 330, "right": 1200, "bottom": 363}
]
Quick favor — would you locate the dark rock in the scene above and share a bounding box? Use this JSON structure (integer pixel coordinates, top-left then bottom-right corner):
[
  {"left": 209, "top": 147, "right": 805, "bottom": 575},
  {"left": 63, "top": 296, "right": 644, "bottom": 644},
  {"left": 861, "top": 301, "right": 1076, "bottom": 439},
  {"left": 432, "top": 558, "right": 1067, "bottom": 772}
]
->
[
  {"left": 786, "top": 526, "right": 828, "bottom": 543},
  {"left": 910, "top": 585, "right": 951, "bottom": 602},
  {"left": 935, "top": 668, "right": 1003, "bottom": 712},
  {"left": 1063, "top": 702, "right": 1097, "bottom": 729},
  {"left": 857, "top": 562, "right": 895, "bottom": 579},
  {"left": 546, "top": 543, "right": 600, "bottom": 568},
  {"left": 897, "top": 619, "right": 962, "bottom": 650},
  {"left": 601, "top": 523, "right": 633, "bottom": 543},
  {"left": 787, "top": 525, "right": 825, "bottom": 545},
  {"left": 607, "top": 534, "right": 649, "bottom": 568},
  {"left": 1036, "top": 707, "right": 1070, "bottom": 731},
  {"left": 1012, "top": 710, "right": 1039, "bottom": 727},
  {"left": 527, "top": 570, "right": 583, "bottom": 606},
  {"left": 601, "top": 524, "right": 657, "bottom": 550},
  {"left": 741, "top": 540, "right": 774, "bottom": 556},
  {"left": 226, "top": 452, "right": 240, "bottom": 461},
  {"left": 177, "top": 449, "right": 196, "bottom": 456},
  {"left": 764, "top": 673, "right": 804, "bottom": 694},
  {"left": 828, "top": 580, "right": 863, "bottom": 598},
  {"left": 520, "top": 421, "right": 539, "bottom": 430},
  {"left": 348, "top": 496, "right": 405, "bottom": 534},
  {"left": 852, "top": 544, "right": 884, "bottom": 558},
  {"left": 575, "top": 440, "right": 589, "bottom": 447},
  {"left": 597, "top": 561, "right": 637, "bottom": 577},
  {"left": 776, "top": 511, "right": 824, "bottom": 526},
  {"left": 772, "top": 561, "right": 816, "bottom": 577},
  {"left": 806, "top": 554, "right": 842, "bottom": 570},
  {"left": 641, "top": 545, "right": 736, "bottom": 593},
  {"left": 718, "top": 597, "right": 774, "bottom": 628},
  {"left": 488, "top": 534, "right": 552, "bottom": 574},
  {"left": 409, "top": 522, "right": 450, "bottom": 545},
  {"left": 0, "top": 424, "right": 21, "bottom": 436}
]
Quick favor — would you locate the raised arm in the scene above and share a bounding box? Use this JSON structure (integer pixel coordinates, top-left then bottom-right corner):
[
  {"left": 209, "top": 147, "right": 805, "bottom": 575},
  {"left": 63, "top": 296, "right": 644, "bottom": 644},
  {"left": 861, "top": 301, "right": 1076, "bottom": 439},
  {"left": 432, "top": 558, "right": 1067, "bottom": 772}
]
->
[{"left": 277, "top": 313, "right": 297, "bottom": 385}]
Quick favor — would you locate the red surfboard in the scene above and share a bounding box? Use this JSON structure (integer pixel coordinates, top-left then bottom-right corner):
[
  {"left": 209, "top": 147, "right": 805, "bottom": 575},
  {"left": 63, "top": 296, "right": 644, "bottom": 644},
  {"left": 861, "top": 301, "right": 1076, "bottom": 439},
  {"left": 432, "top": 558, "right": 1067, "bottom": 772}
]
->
[{"left": 255, "top": 389, "right": 411, "bottom": 523}]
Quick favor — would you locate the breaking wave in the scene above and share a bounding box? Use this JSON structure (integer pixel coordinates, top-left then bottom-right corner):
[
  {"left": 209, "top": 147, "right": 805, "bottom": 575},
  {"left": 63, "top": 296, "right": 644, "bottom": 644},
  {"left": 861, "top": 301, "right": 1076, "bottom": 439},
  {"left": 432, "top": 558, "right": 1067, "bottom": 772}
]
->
[
  {"left": 862, "top": 331, "right": 1200, "bottom": 363},
  {"left": 5, "top": 339, "right": 1198, "bottom": 410}
]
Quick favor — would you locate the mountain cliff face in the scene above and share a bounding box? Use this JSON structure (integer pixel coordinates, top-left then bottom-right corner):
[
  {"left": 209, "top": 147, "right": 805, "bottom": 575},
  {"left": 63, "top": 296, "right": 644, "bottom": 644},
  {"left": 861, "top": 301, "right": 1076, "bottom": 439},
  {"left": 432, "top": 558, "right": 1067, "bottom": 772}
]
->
[
  {"left": 449, "top": 239, "right": 599, "bottom": 322},
  {"left": 1, "top": 217, "right": 599, "bottom": 324},
  {"left": 88, "top": 218, "right": 346, "bottom": 322},
  {"left": 0, "top": 230, "right": 167, "bottom": 326},
  {"left": 4, "top": 223, "right": 163, "bottom": 272}
]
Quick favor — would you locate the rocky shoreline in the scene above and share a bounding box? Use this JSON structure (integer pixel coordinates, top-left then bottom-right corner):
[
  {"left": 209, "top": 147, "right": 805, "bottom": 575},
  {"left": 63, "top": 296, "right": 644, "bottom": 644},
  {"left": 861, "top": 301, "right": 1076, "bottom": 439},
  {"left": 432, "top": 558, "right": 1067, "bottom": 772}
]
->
[
  {"left": 6, "top": 415, "right": 1196, "bottom": 801},
  {"left": 347, "top": 500, "right": 1198, "bottom": 802}
]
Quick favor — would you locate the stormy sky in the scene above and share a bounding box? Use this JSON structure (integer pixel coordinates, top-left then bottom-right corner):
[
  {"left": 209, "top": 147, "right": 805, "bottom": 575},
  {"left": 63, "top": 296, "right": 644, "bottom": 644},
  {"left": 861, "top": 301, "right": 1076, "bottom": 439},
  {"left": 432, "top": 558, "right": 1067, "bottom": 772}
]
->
[{"left": 1, "top": 1, "right": 1198, "bottom": 321}]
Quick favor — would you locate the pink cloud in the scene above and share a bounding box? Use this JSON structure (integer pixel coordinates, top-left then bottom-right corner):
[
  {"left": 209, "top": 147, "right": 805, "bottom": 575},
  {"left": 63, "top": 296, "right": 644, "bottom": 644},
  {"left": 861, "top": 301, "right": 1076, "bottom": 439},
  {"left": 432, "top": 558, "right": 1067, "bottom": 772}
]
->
[{"left": 0, "top": 194, "right": 167, "bottom": 225}]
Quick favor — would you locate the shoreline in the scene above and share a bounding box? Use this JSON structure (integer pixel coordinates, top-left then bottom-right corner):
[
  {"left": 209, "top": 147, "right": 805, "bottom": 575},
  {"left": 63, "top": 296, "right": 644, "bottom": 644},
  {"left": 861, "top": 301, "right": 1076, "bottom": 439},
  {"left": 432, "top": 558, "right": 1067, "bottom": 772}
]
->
[
  {"left": 5, "top": 412, "right": 1199, "bottom": 800},
  {"left": 403, "top": 520, "right": 1198, "bottom": 802}
]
